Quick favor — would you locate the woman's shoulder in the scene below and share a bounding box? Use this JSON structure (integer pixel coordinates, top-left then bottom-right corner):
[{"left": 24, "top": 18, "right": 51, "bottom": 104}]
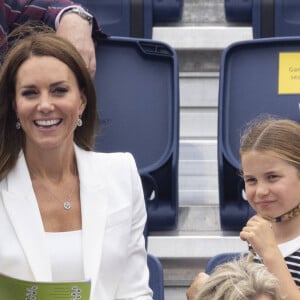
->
[
  {"left": 90, "top": 150, "right": 135, "bottom": 164},
  {"left": 76, "top": 146, "right": 137, "bottom": 171}
]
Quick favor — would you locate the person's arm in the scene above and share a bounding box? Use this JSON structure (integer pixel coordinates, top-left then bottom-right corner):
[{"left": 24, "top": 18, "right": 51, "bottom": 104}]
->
[
  {"left": 240, "top": 215, "right": 300, "bottom": 300},
  {"left": 4, "top": 0, "right": 75, "bottom": 31},
  {"left": 4, "top": 0, "right": 102, "bottom": 77},
  {"left": 56, "top": 6, "right": 96, "bottom": 77}
]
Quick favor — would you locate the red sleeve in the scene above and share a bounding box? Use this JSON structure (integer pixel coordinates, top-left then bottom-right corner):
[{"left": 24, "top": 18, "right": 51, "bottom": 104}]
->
[{"left": 2, "top": 0, "right": 102, "bottom": 37}]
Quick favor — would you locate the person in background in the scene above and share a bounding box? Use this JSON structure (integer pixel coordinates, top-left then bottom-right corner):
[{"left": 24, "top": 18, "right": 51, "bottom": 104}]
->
[
  {"left": 0, "top": 0, "right": 103, "bottom": 76},
  {"left": 0, "top": 24, "right": 152, "bottom": 300},
  {"left": 192, "top": 258, "right": 282, "bottom": 300},
  {"left": 187, "top": 116, "right": 300, "bottom": 300},
  {"left": 239, "top": 117, "right": 300, "bottom": 299}
]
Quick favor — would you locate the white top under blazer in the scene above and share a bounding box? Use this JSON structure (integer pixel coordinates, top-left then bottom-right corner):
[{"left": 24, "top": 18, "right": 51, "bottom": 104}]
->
[{"left": 45, "top": 230, "right": 84, "bottom": 281}]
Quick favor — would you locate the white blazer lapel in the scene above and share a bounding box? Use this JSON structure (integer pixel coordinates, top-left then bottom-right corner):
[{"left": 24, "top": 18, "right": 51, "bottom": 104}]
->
[
  {"left": 3, "top": 152, "right": 52, "bottom": 281},
  {"left": 75, "top": 146, "right": 108, "bottom": 295},
  {"left": 2, "top": 147, "right": 110, "bottom": 288}
]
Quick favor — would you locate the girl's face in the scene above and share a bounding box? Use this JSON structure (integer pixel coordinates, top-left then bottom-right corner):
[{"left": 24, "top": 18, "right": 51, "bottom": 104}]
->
[
  {"left": 241, "top": 151, "right": 300, "bottom": 219},
  {"left": 14, "top": 55, "right": 86, "bottom": 152}
]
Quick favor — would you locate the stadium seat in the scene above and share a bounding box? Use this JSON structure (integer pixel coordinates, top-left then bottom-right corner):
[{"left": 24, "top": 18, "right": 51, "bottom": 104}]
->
[
  {"left": 147, "top": 254, "right": 165, "bottom": 300},
  {"left": 218, "top": 37, "right": 300, "bottom": 230},
  {"left": 93, "top": 36, "right": 179, "bottom": 231},
  {"left": 152, "top": 0, "right": 183, "bottom": 23},
  {"left": 77, "top": 0, "right": 183, "bottom": 38},
  {"left": 224, "top": 0, "right": 252, "bottom": 24},
  {"left": 225, "top": 0, "right": 300, "bottom": 38},
  {"left": 205, "top": 252, "right": 243, "bottom": 274}
]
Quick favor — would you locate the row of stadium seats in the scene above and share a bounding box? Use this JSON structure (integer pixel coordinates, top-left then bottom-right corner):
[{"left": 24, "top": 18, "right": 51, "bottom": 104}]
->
[
  {"left": 74, "top": 0, "right": 183, "bottom": 234},
  {"left": 225, "top": 0, "right": 300, "bottom": 38},
  {"left": 79, "top": 0, "right": 300, "bottom": 234},
  {"left": 79, "top": 0, "right": 183, "bottom": 38},
  {"left": 220, "top": 0, "right": 300, "bottom": 230}
]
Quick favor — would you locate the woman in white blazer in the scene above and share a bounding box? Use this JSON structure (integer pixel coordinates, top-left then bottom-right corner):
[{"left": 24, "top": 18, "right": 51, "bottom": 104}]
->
[{"left": 0, "top": 25, "right": 153, "bottom": 300}]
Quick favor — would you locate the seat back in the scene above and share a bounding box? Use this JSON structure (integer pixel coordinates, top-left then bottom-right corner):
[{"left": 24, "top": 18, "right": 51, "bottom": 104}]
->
[
  {"left": 147, "top": 254, "right": 165, "bottom": 300},
  {"left": 218, "top": 37, "right": 300, "bottom": 230},
  {"left": 205, "top": 252, "right": 243, "bottom": 274},
  {"left": 94, "top": 36, "right": 179, "bottom": 231},
  {"left": 152, "top": 0, "right": 183, "bottom": 23},
  {"left": 77, "top": 0, "right": 183, "bottom": 38},
  {"left": 252, "top": 0, "right": 300, "bottom": 38},
  {"left": 225, "top": 0, "right": 300, "bottom": 38},
  {"left": 224, "top": 0, "right": 252, "bottom": 24}
]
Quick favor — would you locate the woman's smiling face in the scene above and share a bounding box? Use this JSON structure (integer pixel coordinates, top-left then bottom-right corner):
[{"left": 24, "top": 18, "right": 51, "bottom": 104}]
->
[{"left": 14, "top": 55, "right": 86, "bottom": 152}]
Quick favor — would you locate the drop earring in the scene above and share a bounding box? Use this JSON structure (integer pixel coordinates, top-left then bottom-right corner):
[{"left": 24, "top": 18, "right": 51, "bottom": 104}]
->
[
  {"left": 77, "top": 116, "right": 83, "bottom": 127},
  {"left": 16, "top": 119, "right": 21, "bottom": 130}
]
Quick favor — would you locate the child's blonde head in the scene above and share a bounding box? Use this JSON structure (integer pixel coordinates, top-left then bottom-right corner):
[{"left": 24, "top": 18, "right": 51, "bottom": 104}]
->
[{"left": 240, "top": 116, "right": 300, "bottom": 172}]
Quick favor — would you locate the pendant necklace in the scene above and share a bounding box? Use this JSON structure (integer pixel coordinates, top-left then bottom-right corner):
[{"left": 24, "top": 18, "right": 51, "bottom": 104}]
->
[
  {"left": 59, "top": 168, "right": 77, "bottom": 210},
  {"left": 48, "top": 173, "right": 77, "bottom": 210},
  {"left": 63, "top": 183, "right": 75, "bottom": 210},
  {"left": 32, "top": 167, "right": 78, "bottom": 211}
]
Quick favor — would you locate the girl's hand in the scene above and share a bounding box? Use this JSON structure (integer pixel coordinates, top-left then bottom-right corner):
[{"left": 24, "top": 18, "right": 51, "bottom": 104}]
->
[{"left": 240, "top": 215, "right": 277, "bottom": 258}]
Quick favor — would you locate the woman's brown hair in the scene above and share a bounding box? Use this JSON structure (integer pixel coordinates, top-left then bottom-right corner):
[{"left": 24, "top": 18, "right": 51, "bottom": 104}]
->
[{"left": 0, "top": 24, "right": 99, "bottom": 179}]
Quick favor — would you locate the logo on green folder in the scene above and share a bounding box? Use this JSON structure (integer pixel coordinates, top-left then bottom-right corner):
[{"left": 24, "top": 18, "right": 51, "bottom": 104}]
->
[{"left": 0, "top": 273, "right": 91, "bottom": 300}]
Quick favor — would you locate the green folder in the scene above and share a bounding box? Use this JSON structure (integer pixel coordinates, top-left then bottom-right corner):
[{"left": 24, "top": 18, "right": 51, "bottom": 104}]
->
[{"left": 0, "top": 273, "right": 91, "bottom": 299}]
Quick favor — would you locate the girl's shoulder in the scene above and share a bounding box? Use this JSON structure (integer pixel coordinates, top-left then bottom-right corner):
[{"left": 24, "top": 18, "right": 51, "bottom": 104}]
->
[{"left": 278, "top": 235, "right": 300, "bottom": 257}]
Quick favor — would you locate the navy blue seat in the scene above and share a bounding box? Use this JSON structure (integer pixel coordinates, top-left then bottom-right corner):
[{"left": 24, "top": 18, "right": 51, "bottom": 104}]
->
[
  {"left": 218, "top": 37, "right": 300, "bottom": 230},
  {"left": 205, "top": 252, "right": 243, "bottom": 274},
  {"left": 94, "top": 36, "right": 179, "bottom": 231},
  {"left": 147, "top": 254, "right": 164, "bottom": 300},
  {"left": 152, "top": 0, "right": 183, "bottom": 23},
  {"left": 78, "top": 0, "right": 183, "bottom": 38},
  {"left": 224, "top": 0, "right": 252, "bottom": 24},
  {"left": 225, "top": 0, "right": 300, "bottom": 38}
]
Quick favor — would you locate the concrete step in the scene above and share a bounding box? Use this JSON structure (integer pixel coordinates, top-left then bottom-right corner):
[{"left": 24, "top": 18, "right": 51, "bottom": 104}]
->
[
  {"left": 158, "top": 0, "right": 228, "bottom": 26},
  {"left": 148, "top": 209, "right": 248, "bottom": 299},
  {"left": 179, "top": 72, "right": 219, "bottom": 206},
  {"left": 179, "top": 140, "right": 218, "bottom": 206},
  {"left": 147, "top": 205, "right": 247, "bottom": 286},
  {"left": 148, "top": 206, "right": 247, "bottom": 259},
  {"left": 148, "top": 232, "right": 247, "bottom": 259},
  {"left": 180, "top": 71, "right": 218, "bottom": 136},
  {"left": 153, "top": 26, "right": 252, "bottom": 50}
]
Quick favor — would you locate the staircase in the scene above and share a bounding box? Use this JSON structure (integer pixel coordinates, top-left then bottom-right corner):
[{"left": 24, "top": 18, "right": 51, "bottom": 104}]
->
[{"left": 148, "top": 1, "right": 252, "bottom": 299}]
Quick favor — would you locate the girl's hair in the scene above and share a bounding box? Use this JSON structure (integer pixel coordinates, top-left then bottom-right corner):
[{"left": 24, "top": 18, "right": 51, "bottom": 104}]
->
[
  {"left": 0, "top": 23, "right": 99, "bottom": 180},
  {"left": 194, "top": 258, "right": 283, "bottom": 300},
  {"left": 240, "top": 115, "right": 300, "bottom": 171}
]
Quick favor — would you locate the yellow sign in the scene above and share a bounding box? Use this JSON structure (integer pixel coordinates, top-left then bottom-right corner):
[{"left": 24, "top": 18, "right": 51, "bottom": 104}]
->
[{"left": 278, "top": 52, "right": 300, "bottom": 94}]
